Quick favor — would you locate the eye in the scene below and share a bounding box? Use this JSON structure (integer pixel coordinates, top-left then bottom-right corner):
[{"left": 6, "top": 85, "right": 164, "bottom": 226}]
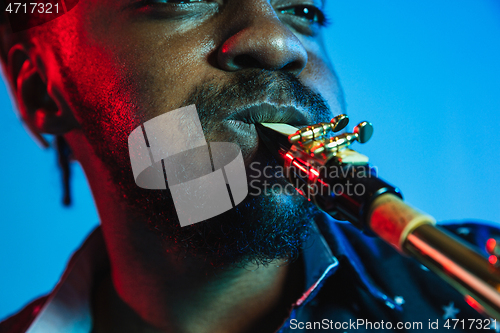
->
[{"left": 279, "top": 5, "right": 327, "bottom": 26}]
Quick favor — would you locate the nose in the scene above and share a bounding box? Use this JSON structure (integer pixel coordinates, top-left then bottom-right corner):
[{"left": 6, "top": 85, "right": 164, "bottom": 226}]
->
[{"left": 217, "top": 8, "right": 308, "bottom": 76}]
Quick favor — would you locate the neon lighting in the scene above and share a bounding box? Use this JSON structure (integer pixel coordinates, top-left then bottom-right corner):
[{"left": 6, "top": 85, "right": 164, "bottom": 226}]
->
[
  {"left": 487, "top": 238, "right": 497, "bottom": 253},
  {"left": 465, "top": 295, "right": 484, "bottom": 313},
  {"left": 292, "top": 161, "right": 308, "bottom": 174}
]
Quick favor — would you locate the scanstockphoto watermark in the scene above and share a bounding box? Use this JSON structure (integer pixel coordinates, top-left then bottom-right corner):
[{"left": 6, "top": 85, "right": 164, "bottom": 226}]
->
[
  {"left": 248, "top": 162, "right": 378, "bottom": 198},
  {"left": 289, "top": 318, "right": 424, "bottom": 330}
]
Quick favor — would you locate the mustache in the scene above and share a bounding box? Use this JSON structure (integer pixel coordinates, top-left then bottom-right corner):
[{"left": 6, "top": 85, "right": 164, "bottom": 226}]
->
[{"left": 182, "top": 70, "right": 331, "bottom": 126}]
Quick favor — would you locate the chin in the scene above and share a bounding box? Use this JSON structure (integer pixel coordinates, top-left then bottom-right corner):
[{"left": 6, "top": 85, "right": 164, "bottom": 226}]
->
[{"left": 139, "top": 185, "right": 317, "bottom": 268}]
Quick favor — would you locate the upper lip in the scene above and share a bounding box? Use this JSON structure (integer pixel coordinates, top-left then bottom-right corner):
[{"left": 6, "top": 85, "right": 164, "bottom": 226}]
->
[{"left": 225, "top": 103, "right": 311, "bottom": 127}]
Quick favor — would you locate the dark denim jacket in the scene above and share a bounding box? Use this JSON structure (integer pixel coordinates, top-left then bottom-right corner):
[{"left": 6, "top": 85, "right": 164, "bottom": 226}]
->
[{"left": 278, "top": 215, "right": 500, "bottom": 332}]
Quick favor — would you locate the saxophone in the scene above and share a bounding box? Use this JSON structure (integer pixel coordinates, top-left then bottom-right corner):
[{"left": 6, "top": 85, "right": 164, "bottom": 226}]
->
[{"left": 255, "top": 116, "right": 500, "bottom": 320}]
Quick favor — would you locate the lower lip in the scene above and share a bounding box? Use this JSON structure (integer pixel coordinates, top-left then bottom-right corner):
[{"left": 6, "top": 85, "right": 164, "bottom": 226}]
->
[{"left": 223, "top": 120, "right": 258, "bottom": 136}]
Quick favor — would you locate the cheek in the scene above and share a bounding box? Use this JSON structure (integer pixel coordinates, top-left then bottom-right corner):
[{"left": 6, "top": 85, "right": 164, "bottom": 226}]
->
[
  {"left": 109, "top": 32, "right": 219, "bottom": 123},
  {"left": 47, "top": 31, "right": 139, "bottom": 151},
  {"left": 44, "top": 7, "right": 136, "bottom": 123},
  {"left": 54, "top": 32, "right": 209, "bottom": 154},
  {"left": 301, "top": 53, "right": 344, "bottom": 115},
  {"left": 57, "top": 2, "right": 216, "bottom": 127}
]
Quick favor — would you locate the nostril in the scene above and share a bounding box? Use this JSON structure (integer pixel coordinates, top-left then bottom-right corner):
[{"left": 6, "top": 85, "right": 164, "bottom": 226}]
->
[
  {"left": 282, "top": 61, "right": 297, "bottom": 71},
  {"left": 232, "top": 54, "right": 303, "bottom": 73},
  {"left": 233, "top": 54, "right": 261, "bottom": 69},
  {"left": 279, "top": 59, "right": 306, "bottom": 76}
]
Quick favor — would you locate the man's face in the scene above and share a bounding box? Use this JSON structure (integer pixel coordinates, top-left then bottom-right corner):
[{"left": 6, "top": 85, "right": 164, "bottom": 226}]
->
[{"left": 45, "top": 0, "right": 344, "bottom": 265}]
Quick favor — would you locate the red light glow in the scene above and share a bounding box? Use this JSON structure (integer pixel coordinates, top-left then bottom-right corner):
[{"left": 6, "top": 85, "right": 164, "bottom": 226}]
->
[
  {"left": 486, "top": 238, "right": 497, "bottom": 254},
  {"left": 292, "top": 161, "right": 308, "bottom": 174},
  {"left": 489, "top": 255, "right": 498, "bottom": 265},
  {"left": 465, "top": 295, "right": 484, "bottom": 313},
  {"left": 317, "top": 179, "right": 328, "bottom": 186}
]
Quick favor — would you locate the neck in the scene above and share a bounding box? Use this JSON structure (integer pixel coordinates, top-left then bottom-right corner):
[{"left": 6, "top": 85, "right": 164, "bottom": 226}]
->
[{"left": 92, "top": 210, "right": 303, "bottom": 333}]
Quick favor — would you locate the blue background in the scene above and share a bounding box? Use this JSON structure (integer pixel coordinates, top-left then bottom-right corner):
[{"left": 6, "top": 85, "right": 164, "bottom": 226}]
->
[{"left": 1, "top": 0, "right": 500, "bottom": 320}]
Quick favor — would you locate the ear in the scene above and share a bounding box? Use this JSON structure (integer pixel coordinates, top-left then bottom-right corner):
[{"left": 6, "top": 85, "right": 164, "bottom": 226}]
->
[{"left": 8, "top": 45, "right": 79, "bottom": 147}]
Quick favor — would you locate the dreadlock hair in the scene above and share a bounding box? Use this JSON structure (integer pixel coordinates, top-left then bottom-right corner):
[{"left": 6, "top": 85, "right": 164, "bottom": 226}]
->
[
  {"left": 0, "top": 1, "right": 74, "bottom": 206},
  {"left": 55, "top": 135, "right": 72, "bottom": 206}
]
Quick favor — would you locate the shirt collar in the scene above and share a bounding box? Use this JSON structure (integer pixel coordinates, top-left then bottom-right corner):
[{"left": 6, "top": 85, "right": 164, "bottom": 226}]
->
[
  {"left": 294, "top": 221, "right": 339, "bottom": 307},
  {"left": 26, "top": 228, "right": 108, "bottom": 333}
]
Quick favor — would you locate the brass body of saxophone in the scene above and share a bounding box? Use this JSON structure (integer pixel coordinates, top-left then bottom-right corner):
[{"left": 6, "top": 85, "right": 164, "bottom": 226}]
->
[{"left": 256, "top": 116, "right": 500, "bottom": 320}]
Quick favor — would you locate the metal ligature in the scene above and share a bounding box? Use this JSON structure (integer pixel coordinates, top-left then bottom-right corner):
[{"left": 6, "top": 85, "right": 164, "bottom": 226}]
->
[{"left": 255, "top": 116, "right": 500, "bottom": 320}]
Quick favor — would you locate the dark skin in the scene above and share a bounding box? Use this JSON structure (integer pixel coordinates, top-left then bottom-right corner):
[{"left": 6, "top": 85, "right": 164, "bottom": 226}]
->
[
  {"left": 5, "top": 0, "right": 344, "bottom": 331},
  {"left": 92, "top": 257, "right": 306, "bottom": 333}
]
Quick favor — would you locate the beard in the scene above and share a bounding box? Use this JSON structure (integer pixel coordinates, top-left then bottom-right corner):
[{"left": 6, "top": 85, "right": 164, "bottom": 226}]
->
[{"left": 72, "top": 69, "right": 333, "bottom": 267}]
